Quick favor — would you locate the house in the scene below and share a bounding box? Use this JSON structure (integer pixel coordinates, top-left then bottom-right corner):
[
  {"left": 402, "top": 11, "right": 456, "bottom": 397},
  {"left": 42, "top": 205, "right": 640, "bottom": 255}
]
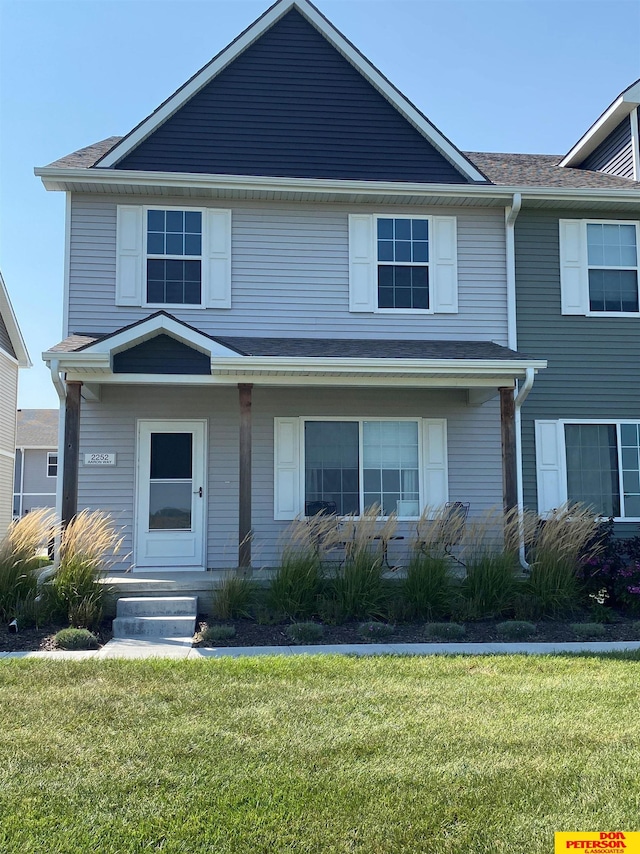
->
[
  {"left": 13, "top": 409, "right": 59, "bottom": 518},
  {"left": 33, "top": 0, "right": 566, "bottom": 575},
  {"left": 511, "top": 80, "right": 640, "bottom": 532},
  {"left": 0, "top": 272, "right": 31, "bottom": 537}
]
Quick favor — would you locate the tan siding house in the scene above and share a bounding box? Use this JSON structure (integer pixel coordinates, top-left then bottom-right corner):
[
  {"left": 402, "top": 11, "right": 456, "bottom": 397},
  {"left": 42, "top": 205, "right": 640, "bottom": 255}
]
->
[{"left": 0, "top": 272, "right": 30, "bottom": 536}]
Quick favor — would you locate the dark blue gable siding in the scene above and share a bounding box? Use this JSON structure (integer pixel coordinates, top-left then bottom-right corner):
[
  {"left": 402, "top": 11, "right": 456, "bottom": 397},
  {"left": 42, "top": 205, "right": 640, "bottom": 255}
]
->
[
  {"left": 0, "top": 311, "right": 15, "bottom": 359},
  {"left": 116, "top": 10, "right": 468, "bottom": 183},
  {"left": 580, "top": 116, "right": 634, "bottom": 178},
  {"left": 113, "top": 335, "right": 211, "bottom": 375}
]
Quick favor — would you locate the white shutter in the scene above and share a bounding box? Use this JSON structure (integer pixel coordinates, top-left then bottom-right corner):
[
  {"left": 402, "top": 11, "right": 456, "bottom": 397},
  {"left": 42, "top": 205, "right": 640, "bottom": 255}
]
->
[
  {"left": 116, "top": 205, "right": 143, "bottom": 306},
  {"left": 559, "top": 219, "right": 587, "bottom": 315},
  {"left": 348, "top": 214, "right": 376, "bottom": 312},
  {"left": 535, "top": 420, "right": 567, "bottom": 516},
  {"left": 274, "top": 417, "right": 301, "bottom": 521},
  {"left": 204, "top": 209, "right": 231, "bottom": 309},
  {"left": 422, "top": 419, "right": 449, "bottom": 508},
  {"left": 431, "top": 216, "right": 458, "bottom": 313}
]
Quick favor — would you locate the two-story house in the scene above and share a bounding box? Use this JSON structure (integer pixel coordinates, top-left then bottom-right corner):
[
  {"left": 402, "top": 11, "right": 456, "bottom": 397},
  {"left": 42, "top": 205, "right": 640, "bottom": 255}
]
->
[
  {"left": 0, "top": 272, "right": 30, "bottom": 537},
  {"left": 510, "top": 82, "right": 640, "bottom": 533},
  {"left": 13, "top": 409, "right": 59, "bottom": 518},
  {"left": 36, "top": 0, "right": 558, "bottom": 574}
]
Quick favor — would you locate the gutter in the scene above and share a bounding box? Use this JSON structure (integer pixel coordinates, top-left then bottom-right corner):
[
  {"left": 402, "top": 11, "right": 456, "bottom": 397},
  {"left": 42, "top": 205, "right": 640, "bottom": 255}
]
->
[{"left": 514, "top": 367, "right": 535, "bottom": 570}]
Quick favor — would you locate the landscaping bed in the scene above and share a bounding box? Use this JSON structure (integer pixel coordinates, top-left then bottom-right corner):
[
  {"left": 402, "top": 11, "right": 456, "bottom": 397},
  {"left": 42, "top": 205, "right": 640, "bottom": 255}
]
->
[
  {"left": 0, "top": 620, "right": 112, "bottom": 653},
  {"left": 194, "top": 615, "right": 640, "bottom": 647}
]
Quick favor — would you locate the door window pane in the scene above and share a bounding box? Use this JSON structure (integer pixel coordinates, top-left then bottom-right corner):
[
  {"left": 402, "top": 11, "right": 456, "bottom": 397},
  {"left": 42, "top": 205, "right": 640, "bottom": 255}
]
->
[
  {"left": 565, "top": 424, "right": 620, "bottom": 517},
  {"left": 150, "top": 433, "right": 192, "bottom": 479},
  {"left": 149, "top": 482, "right": 192, "bottom": 529}
]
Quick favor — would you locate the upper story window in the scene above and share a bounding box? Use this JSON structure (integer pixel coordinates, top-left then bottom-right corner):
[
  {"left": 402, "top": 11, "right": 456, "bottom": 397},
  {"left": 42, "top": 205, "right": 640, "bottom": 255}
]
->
[
  {"left": 47, "top": 452, "right": 58, "bottom": 478},
  {"left": 377, "top": 218, "right": 429, "bottom": 310},
  {"left": 349, "top": 213, "right": 457, "bottom": 314},
  {"left": 146, "top": 210, "right": 202, "bottom": 306},
  {"left": 116, "top": 205, "right": 231, "bottom": 310},
  {"left": 559, "top": 219, "right": 640, "bottom": 316},
  {"left": 586, "top": 223, "right": 638, "bottom": 312}
]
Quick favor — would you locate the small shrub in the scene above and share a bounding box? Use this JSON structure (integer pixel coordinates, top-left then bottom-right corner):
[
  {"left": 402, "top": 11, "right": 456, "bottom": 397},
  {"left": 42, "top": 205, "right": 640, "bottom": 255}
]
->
[
  {"left": 212, "top": 575, "right": 255, "bottom": 619},
  {"left": 495, "top": 620, "right": 537, "bottom": 640},
  {"left": 570, "top": 622, "right": 607, "bottom": 639},
  {"left": 54, "top": 627, "right": 99, "bottom": 650},
  {"left": 200, "top": 624, "right": 236, "bottom": 642},
  {"left": 402, "top": 552, "right": 452, "bottom": 619},
  {"left": 423, "top": 622, "right": 466, "bottom": 640},
  {"left": 268, "top": 546, "right": 321, "bottom": 619},
  {"left": 285, "top": 621, "right": 324, "bottom": 644},
  {"left": 357, "top": 621, "right": 395, "bottom": 640}
]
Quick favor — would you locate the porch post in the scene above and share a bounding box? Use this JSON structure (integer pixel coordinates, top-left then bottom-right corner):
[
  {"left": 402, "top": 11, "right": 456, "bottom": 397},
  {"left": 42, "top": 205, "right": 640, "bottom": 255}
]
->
[
  {"left": 238, "top": 383, "right": 253, "bottom": 573},
  {"left": 61, "top": 380, "right": 82, "bottom": 527},
  {"left": 499, "top": 386, "right": 517, "bottom": 514}
]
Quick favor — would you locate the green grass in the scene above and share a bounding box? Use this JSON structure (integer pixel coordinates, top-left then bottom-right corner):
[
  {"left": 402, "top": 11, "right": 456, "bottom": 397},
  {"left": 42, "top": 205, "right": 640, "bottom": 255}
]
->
[{"left": 1, "top": 655, "right": 639, "bottom": 853}]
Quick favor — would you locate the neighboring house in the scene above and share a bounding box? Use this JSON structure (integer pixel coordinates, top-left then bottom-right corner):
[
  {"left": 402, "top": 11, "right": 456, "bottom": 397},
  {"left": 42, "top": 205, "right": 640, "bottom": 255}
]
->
[
  {"left": 13, "top": 409, "right": 59, "bottom": 517},
  {"left": 34, "top": 0, "right": 634, "bottom": 574},
  {"left": 0, "top": 273, "right": 31, "bottom": 537},
  {"left": 513, "top": 80, "right": 640, "bottom": 532}
]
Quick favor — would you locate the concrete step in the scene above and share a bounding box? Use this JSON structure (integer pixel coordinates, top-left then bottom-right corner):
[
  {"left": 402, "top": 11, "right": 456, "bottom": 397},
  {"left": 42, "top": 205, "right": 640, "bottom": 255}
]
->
[
  {"left": 116, "top": 596, "right": 198, "bottom": 618},
  {"left": 112, "top": 615, "right": 197, "bottom": 639}
]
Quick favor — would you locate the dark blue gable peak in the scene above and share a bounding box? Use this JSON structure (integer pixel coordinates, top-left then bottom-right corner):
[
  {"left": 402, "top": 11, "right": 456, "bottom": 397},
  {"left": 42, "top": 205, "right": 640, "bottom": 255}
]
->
[
  {"left": 115, "top": 8, "right": 471, "bottom": 184},
  {"left": 112, "top": 334, "right": 211, "bottom": 375}
]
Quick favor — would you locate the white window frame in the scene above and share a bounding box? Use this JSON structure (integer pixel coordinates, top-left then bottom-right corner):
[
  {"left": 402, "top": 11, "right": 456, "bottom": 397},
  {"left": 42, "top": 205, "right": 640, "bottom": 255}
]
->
[
  {"left": 143, "top": 205, "right": 206, "bottom": 310},
  {"left": 374, "top": 215, "right": 431, "bottom": 315},
  {"left": 541, "top": 419, "right": 640, "bottom": 522},
  {"left": 560, "top": 219, "right": 640, "bottom": 317},
  {"left": 47, "top": 452, "right": 58, "bottom": 479}
]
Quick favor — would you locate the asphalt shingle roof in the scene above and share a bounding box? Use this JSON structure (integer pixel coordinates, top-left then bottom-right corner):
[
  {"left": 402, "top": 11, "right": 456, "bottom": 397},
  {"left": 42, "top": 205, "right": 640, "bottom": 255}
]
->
[
  {"left": 45, "top": 136, "right": 640, "bottom": 191},
  {"left": 16, "top": 409, "right": 59, "bottom": 447}
]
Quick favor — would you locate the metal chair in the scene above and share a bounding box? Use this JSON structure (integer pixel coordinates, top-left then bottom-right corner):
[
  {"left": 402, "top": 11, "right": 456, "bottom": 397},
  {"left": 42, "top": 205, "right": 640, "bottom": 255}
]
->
[{"left": 416, "top": 501, "right": 469, "bottom": 567}]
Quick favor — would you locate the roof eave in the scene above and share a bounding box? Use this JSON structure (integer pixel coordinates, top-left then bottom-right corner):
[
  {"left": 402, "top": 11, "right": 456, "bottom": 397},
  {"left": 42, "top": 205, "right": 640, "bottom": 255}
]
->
[
  {"left": 0, "top": 272, "right": 31, "bottom": 368},
  {"left": 561, "top": 81, "right": 640, "bottom": 168}
]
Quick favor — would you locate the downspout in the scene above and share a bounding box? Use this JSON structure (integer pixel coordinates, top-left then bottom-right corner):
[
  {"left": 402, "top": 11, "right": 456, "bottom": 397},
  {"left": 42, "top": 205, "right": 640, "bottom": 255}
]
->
[
  {"left": 505, "top": 193, "right": 531, "bottom": 570},
  {"left": 18, "top": 448, "right": 25, "bottom": 517}
]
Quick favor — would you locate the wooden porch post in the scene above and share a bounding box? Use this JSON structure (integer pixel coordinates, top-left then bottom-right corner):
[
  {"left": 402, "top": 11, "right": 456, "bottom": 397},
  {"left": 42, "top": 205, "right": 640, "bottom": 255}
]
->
[
  {"left": 61, "top": 380, "right": 82, "bottom": 527},
  {"left": 499, "top": 386, "right": 517, "bottom": 514},
  {"left": 238, "top": 383, "right": 253, "bottom": 573}
]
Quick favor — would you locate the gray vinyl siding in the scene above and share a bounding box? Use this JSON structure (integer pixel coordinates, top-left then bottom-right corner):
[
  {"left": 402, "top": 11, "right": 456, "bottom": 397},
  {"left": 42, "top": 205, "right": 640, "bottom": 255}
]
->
[
  {"left": 21, "top": 449, "right": 57, "bottom": 497},
  {"left": 115, "top": 10, "right": 468, "bottom": 184},
  {"left": 580, "top": 116, "right": 635, "bottom": 179},
  {"left": 77, "top": 385, "right": 502, "bottom": 570},
  {"left": 516, "top": 208, "right": 640, "bottom": 531},
  {"left": 0, "top": 311, "right": 15, "bottom": 359},
  {"left": 67, "top": 196, "right": 508, "bottom": 345},
  {"left": 0, "top": 350, "right": 17, "bottom": 536}
]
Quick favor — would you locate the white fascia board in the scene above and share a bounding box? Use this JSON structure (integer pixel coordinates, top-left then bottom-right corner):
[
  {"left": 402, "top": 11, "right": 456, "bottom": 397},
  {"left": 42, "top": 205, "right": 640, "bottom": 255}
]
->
[
  {"left": 34, "top": 166, "right": 640, "bottom": 205},
  {"left": 561, "top": 81, "right": 640, "bottom": 168},
  {"left": 0, "top": 271, "right": 31, "bottom": 368},
  {"left": 46, "top": 315, "right": 239, "bottom": 359},
  {"left": 92, "top": 0, "right": 483, "bottom": 183}
]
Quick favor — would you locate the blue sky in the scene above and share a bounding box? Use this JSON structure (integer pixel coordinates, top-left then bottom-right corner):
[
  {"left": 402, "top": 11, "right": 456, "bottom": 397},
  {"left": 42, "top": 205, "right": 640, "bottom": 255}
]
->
[{"left": 1, "top": 0, "right": 639, "bottom": 409}]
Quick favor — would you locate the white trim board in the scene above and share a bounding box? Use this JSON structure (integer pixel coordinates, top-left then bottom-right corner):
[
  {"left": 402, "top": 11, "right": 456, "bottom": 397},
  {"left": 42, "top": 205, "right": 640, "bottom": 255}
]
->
[{"left": 93, "top": 0, "right": 485, "bottom": 183}]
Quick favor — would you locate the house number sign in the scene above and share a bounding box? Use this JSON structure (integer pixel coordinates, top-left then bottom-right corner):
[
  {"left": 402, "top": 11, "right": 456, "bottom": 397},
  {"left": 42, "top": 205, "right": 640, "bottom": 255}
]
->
[{"left": 84, "top": 453, "right": 116, "bottom": 465}]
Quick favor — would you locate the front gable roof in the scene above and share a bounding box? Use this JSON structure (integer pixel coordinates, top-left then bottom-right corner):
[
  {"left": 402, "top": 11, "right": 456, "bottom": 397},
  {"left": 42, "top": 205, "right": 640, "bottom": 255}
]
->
[{"left": 95, "top": 0, "right": 485, "bottom": 184}]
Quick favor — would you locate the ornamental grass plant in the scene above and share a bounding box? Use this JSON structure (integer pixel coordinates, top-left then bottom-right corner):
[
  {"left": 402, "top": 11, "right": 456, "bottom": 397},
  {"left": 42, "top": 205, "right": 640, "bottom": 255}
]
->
[
  {"left": 268, "top": 519, "right": 324, "bottom": 619},
  {"left": 0, "top": 509, "right": 58, "bottom": 623}
]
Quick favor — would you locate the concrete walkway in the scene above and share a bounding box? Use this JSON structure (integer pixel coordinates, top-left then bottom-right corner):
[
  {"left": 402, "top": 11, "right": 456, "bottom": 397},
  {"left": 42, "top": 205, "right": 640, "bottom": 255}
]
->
[{"left": 2, "top": 640, "right": 640, "bottom": 660}]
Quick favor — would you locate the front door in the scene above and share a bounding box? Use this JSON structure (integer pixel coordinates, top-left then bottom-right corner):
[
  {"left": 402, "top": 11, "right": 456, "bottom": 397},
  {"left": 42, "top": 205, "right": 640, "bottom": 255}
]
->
[{"left": 135, "top": 420, "right": 206, "bottom": 570}]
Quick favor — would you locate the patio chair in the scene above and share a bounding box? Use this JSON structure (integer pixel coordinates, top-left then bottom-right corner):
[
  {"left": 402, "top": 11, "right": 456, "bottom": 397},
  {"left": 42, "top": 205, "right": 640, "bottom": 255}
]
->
[{"left": 416, "top": 501, "right": 470, "bottom": 567}]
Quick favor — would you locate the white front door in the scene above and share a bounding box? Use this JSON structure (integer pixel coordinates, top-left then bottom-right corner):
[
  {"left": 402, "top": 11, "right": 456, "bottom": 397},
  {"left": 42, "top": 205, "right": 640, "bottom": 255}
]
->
[{"left": 135, "top": 420, "right": 207, "bottom": 571}]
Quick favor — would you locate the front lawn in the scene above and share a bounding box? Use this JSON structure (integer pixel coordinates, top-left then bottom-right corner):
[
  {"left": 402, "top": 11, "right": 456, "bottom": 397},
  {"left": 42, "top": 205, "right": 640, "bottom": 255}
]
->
[{"left": 1, "top": 654, "right": 639, "bottom": 853}]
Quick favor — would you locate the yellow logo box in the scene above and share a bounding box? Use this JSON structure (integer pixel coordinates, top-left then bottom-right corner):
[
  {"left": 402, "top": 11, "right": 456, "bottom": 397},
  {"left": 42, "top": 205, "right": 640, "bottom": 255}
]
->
[{"left": 556, "top": 833, "right": 640, "bottom": 852}]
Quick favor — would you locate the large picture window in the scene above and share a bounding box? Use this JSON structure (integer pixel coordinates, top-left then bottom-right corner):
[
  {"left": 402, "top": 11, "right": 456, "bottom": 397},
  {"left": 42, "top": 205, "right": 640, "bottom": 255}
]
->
[
  {"left": 304, "top": 419, "right": 421, "bottom": 517},
  {"left": 563, "top": 422, "right": 640, "bottom": 519}
]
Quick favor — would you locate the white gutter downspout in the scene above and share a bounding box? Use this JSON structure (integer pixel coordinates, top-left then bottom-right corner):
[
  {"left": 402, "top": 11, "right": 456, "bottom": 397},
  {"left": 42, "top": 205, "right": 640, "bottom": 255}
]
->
[{"left": 505, "top": 193, "right": 533, "bottom": 570}]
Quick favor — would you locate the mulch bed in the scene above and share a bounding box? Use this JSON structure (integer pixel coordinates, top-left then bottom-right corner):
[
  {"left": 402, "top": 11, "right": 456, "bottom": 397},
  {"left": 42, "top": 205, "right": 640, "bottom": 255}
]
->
[
  {"left": 2, "top": 617, "right": 638, "bottom": 653},
  {"left": 194, "top": 616, "right": 640, "bottom": 647}
]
